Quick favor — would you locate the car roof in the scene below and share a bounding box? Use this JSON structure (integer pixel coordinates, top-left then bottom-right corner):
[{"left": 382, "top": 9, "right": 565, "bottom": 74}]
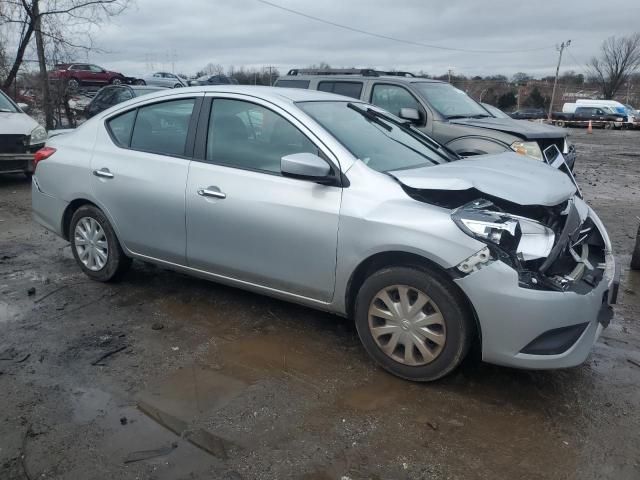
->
[
  {"left": 121, "top": 85, "right": 353, "bottom": 104},
  {"left": 277, "top": 74, "right": 445, "bottom": 84}
]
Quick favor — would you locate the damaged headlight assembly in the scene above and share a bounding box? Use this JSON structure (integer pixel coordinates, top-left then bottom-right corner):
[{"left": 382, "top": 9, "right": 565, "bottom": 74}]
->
[
  {"left": 452, "top": 199, "right": 555, "bottom": 273},
  {"left": 510, "top": 141, "right": 543, "bottom": 161}
]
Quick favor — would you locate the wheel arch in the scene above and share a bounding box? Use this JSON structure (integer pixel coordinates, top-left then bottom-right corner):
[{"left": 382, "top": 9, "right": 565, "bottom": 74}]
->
[
  {"left": 345, "top": 250, "right": 481, "bottom": 344},
  {"left": 61, "top": 198, "right": 99, "bottom": 240}
]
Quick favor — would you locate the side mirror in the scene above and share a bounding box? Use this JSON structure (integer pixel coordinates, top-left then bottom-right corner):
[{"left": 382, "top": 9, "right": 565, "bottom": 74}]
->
[
  {"left": 17, "top": 102, "right": 29, "bottom": 112},
  {"left": 399, "top": 107, "right": 421, "bottom": 123},
  {"left": 281, "top": 152, "right": 332, "bottom": 183}
]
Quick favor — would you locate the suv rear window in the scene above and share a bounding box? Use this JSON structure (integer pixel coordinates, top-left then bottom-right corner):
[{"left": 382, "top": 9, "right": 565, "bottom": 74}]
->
[
  {"left": 317, "top": 81, "right": 363, "bottom": 99},
  {"left": 275, "top": 79, "right": 310, "bottom": 89}
]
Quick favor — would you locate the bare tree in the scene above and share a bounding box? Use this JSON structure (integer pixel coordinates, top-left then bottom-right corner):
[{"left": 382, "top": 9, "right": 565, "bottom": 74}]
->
[
  {"left": 588, "top": 33, "right": 640, "bottom": 99},
  {"left": 1, "top": 0, "right": 132, "bottom": 128}
]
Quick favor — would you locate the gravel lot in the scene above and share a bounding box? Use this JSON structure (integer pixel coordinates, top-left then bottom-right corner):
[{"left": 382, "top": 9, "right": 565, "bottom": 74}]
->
[{"left": 1, "top": 128, "right": 639, "bottom": 480}]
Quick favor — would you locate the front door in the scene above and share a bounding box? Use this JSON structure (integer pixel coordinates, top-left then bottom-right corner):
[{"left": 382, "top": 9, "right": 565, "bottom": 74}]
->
[
  {"left": 186, "top": 97, "right": 342, "bottom": 302},
  {"left": 91, "top": 95, "right": 201, "bottom": 264}
]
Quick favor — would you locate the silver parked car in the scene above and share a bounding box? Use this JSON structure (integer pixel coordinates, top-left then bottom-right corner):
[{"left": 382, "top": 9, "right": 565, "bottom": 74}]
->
[
  {"left": 0, "top": 89, "right": 47, "bottom": 175},
  {"left": 138, "top": 71, "right": 188, "bottom": 88},
  {"left": 31, "top": 86, "right": 618, "bottom": 381}
]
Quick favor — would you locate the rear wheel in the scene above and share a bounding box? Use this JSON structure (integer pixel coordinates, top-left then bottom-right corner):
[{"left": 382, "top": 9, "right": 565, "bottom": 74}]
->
[
  {"left": 70, "top": 205, "right": 131, "bottom": 282},
  {"left": 135, "top": 79, "right": 146, "bottom": 86},
  {"left": 110, "top": 77, "right": 123, "bottom": 85},
  {"left": 173, "top": 83, "right": 183, "bottom": 88},
  {"left": 555, "top": 120, "right": 566, "bottom": 128},
  {"left": 354, "top": 266, "right": 474, "bottom": 382},
  {"left": 67, "top": 78, "right": 80, "bottom": 90}
]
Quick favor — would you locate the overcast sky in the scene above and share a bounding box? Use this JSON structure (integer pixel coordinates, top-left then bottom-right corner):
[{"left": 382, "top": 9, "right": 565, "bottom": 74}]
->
[{"left": 84, "top": 0, "right": 640, "bottom": 78}]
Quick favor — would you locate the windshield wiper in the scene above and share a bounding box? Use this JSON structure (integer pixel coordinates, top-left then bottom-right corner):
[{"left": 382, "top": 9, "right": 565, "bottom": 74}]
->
[
  {"left": 347, "top": 103, "right": 392, "bottom": 131},
  {"left": 0, "top": 108, "right": 15, "bottom": 113}
]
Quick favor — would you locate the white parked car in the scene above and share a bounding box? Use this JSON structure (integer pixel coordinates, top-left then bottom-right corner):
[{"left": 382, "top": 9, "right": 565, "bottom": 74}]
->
[
  {"left": 138, "top": 72, "right": 188, "bottom": 89},
  {"left": 0, "top": 90, "right": 47, "bottom": 175}
]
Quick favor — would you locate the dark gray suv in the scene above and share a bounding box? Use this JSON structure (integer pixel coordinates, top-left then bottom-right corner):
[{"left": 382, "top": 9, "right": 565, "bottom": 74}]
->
[{"left": 275, "top": 69, "right": 576, "bottom": 169}]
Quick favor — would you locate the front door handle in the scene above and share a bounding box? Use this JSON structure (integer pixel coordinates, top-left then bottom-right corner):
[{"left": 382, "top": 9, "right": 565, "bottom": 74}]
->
[
  {"left": 93, "top": 168, "right": 114, "bottom": 179},
  {"left": 197, "top": 186, "right": 226, "bottom": 199}
]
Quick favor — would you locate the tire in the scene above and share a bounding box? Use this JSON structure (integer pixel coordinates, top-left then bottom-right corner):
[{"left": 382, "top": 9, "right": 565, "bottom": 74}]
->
[
  {"left": 555, "top": 120, "right": 565, "bottom": 128},
  {"left": 135, "top": 79, "right": 146, "bottom": 86},
  {"left": 354, "top": 266, "right": 474, "bottom": 382},
  {"left": 604, "top": 122, "right": 614, "bottom": 130},
  {"left": 69, "top": 205, "right": 131, "bottom": 282},
  {"left": 67, "top": 78, "right": 80, "bottom": 90},
  {"left": 110, "top": 77, "right": 123, "bottom": 85},
  {"left": 173, "top": 83, "right": 183, "bottom": 88}
]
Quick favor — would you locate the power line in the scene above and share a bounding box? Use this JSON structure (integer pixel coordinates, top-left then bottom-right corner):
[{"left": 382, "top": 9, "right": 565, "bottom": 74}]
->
[{"left": 255, "top": 0, "right": 556, "bottom": 54}]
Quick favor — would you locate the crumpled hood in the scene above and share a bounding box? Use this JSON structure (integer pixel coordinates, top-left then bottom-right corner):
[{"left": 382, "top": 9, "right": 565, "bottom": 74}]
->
[
  {"left": 0, "top": 112, "right": 40, "bottom": 135},
  {"left": 449, "top": 116, "right": 565, "bottom": 140},
  {"left": 389, "top": 152, "right": 576, "bottom": 206}
]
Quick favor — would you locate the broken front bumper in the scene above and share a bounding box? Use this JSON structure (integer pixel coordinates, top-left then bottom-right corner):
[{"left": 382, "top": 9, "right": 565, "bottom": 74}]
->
[
  {"left": 455, "top": 253, "right": 616, "bottom": 369},
  {"left": 454, "top": 202, "right": 617, "bottom": 370},
  {"left": 0, "top": 152, "right": 35, "bottom": 174}
]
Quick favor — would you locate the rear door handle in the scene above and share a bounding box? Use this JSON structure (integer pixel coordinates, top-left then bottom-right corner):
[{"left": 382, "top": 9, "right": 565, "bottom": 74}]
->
[
  {"left": 197, "top": 186, "right": 226, "bottom": 199},
  {"left": 93, "top": 168, "right": 114, "bottom": 179}
]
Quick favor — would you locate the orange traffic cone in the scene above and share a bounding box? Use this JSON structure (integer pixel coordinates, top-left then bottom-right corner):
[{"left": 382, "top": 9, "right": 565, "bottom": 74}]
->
[{"left": 587, "top": 120, "right": 593, "bottom": 134}]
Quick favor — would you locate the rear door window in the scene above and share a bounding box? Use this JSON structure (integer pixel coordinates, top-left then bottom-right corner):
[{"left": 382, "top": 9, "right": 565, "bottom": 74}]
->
[
  {"left": 130, "top": 99, "right": 195, "bottom": 156},
  {"left": 317, "top": 81, "right": 363, "bottom": 99},
  {"left": 275, "top": 79, "right": 310, "bottom": 89}
]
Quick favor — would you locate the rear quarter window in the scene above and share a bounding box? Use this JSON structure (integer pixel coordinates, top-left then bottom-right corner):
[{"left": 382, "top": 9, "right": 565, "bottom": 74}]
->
[{"left": 106, "top": 110, "right": 136, "bottom": 147}]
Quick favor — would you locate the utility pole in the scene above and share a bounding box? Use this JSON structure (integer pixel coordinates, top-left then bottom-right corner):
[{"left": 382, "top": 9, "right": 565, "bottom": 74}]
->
[
  {"left": 447, "top": 68, "right": 453, "bottom": 84},
  {"left": 626, "top": 80, "right": 632, "bottom": 104},
  {"left": 548, "top": 40, "right": 571, "bottom": 121},
  {"left": 265, "top": 65, "right": 276, "bottom": 86}
]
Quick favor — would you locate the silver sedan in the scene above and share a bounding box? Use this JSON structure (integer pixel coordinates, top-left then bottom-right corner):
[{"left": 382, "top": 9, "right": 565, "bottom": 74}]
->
[
  {"left": 138, "top": 71, "right": 187, "bottom": 88},
  {"left": 31, "top": 86, "right": 617, "bottom": 381}
]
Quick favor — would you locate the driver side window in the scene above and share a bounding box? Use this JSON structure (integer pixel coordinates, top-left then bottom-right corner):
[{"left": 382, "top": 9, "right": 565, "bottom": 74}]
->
[
  {"left": 206, "top": 99, "right": 319, "bottom": 174},
  {"left": 371, "top": 84, "right": 423, "bottom": 120}
]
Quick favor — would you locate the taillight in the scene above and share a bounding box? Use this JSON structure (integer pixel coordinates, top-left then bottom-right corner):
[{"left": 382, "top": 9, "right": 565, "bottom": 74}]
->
[{"left": 33, "top": 147, "right": 56, "bottom": 171}]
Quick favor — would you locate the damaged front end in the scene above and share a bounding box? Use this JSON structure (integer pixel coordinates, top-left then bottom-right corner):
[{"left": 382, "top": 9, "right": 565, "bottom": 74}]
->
[
  {"left": 402, "top": 184, "right": 618, "bottom": 309},
  {"left": 449, "top": 197, "right": 614, "bottom": 298}
]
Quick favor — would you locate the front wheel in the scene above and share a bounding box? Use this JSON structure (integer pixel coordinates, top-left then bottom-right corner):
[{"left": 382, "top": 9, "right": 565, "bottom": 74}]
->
[
  {"left": 135, "top": 79, "right": 146, "bottom": 86},
  {"left": 110, "top": 77, "right": 123, "bottom": 85},
  {"left": 354, "top": 266, "right": 474, "bottom": 382},
  {"left": 173, "top": 83, "right": 183, "bottom": 88},
  {"left": 70, "top": 205, "right": 131, "bottom": 282}
]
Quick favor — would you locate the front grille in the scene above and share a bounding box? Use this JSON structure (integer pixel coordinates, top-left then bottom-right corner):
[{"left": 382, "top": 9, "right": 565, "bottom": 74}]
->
[
  {"left": 537, "top": 137, "right": 564, "bottom": 153},
  {"left": 0, "top": 134, "right": 29, "bottom": 154},
  {"left": 539, "top": 202, "right": 606, "bottom": 293}
]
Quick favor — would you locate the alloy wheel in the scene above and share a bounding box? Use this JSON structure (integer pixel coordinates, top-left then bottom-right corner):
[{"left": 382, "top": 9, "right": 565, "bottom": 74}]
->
[
  {"left": 74, "top": 217, "right": 109, "bottom": 271},
  {"left": 368, "top": 285, "right": 446, "bottom": 366}
]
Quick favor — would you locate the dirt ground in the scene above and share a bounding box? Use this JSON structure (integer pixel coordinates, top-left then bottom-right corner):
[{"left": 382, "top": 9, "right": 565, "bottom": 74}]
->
[{"left": 1, "top": 128, "right": 639, "bottom": 480}]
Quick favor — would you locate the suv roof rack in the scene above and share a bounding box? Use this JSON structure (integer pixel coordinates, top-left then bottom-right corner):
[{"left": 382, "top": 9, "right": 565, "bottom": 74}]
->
[{"left": 286, "top": 68, "right": 416, "bottom": 78}]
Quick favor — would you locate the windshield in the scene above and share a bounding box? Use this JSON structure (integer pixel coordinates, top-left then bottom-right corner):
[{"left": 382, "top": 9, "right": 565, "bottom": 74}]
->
[
  {"left": 481, "top": 103, "right": 510, "bottom": 118},
  {"left": 297, "top": 101, "right": 448, "bottom": 172},
  {"left": 413, "top": 82, "right": 489, "bottom": 119},
  {"left": 0, "top": 91, "right": 19, "bottom": 113}
]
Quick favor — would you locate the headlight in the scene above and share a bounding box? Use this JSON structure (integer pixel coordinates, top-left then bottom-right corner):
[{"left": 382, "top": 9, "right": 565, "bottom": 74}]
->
[
  {"left": 616, "top": 117, "right": 624, "bottom": 122},
  {"left": 510, "top": 141, "right": 543, "bottom": 161},
  {"left": 29, "top": 125, "right": 48, "bottom": 145},
  {"left": 452, "top": 199, "right": 555, "bottom": 261}
]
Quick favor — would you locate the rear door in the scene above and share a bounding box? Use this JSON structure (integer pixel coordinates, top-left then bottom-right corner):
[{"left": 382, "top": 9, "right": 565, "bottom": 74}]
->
[
  {"left": 185, "top": 95, "right": 342, "bottom": 301},
  {"left": 91, "top": 94, "right": 202, "bottom": 264}
]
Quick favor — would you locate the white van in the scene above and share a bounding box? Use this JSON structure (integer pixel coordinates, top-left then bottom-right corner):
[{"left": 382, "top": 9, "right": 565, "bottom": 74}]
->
[{"left": 576, "top": 99, "right": 635, "bottom": 127}]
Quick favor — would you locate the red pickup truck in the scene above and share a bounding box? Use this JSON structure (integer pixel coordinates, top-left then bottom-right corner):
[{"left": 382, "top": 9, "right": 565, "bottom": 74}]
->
[{"left": 49, "top": 63, "right": 126, "bottom": 90}]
